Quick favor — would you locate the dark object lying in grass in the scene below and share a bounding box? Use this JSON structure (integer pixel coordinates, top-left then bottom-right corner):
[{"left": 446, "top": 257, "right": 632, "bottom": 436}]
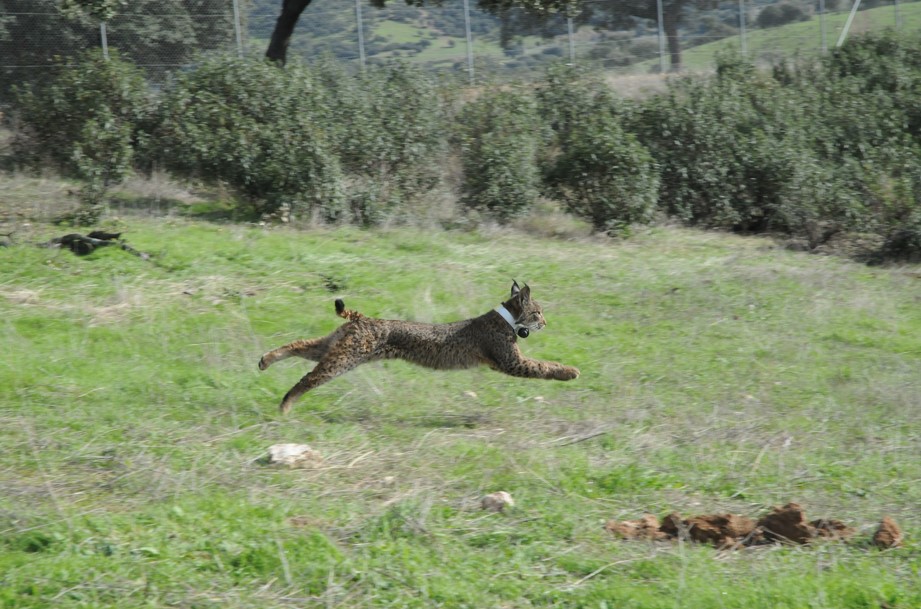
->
[
  {"left": 606, "top": 503, "right": 901, "bottom": 550},
  {"left": 42, "top": 232, "right": 148, "bottom": 259}
]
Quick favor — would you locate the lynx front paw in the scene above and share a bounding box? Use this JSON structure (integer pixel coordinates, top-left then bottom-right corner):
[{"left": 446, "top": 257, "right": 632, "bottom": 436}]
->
[
  {"left": 258, "top": 355, "right": 271, "bottom": 370},
  {"left": 556, "top": 366, "right": 580, "bottom": 381}
]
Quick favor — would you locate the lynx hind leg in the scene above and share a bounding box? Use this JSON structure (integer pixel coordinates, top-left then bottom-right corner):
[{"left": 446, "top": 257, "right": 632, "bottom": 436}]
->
[
  {"left": 258, "top": 325, "right": 350, "bottom": 370},
  {"left": 258, "top": 339, "right": 324, "bottom": 370},
  {"left": 278, "top": 332, "right": 377, "bottom": 413}
]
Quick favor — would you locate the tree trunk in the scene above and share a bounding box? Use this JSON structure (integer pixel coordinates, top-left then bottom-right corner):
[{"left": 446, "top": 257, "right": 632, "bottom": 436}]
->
[{"left": 265, "top": 0, "right": 314, "bottom": 66}]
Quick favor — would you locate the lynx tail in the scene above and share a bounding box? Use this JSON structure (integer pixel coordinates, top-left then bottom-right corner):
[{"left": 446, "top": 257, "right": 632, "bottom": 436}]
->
[{"left": 334, "top": 298, "right": 365, "bottom": 322}]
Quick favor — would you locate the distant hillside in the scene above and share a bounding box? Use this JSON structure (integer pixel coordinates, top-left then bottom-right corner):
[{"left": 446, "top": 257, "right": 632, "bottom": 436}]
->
[
  {"left": 645, "top": 0, "right": 921, "bottom": 73},
  {"left": 246, "top": 0, "right": 921, "bottom": 75},
  {"left": 247, "top": 0, "right": 510, "bottom": 67}
]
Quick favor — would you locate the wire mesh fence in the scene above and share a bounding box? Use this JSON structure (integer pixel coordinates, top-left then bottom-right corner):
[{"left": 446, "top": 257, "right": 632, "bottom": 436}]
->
[
  {"left": 0, "top": 0, "right": 242, "bottom": 102},
  {"left": 1, "top": 0, "right": 919, "bottom": 100}
]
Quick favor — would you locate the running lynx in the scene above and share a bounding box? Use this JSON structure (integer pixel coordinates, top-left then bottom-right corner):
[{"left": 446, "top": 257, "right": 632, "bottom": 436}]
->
[{"left": 258, "top": 281, "right": 580, "bottom": 413}]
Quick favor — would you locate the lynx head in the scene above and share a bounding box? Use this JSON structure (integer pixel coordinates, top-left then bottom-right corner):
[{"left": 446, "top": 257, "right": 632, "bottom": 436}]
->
[{"left": 503, "top": 280, "right": 546, "bottom": 336}]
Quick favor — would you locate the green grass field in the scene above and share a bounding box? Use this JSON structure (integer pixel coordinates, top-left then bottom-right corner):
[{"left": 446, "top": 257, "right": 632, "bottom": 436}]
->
[{"left": 1, "top": 213, "right": 920, "bottom": 607}]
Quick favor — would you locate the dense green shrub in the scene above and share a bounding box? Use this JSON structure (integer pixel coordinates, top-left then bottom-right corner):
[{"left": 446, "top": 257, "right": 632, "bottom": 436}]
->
[
  {"left": 780, "top": 32, "right": 921, "bottom": 254},
  {"left": 149, "top": 57, "right": 446, "bottom": 225},
  {"left": 872, "top": 153, "right": 921, "bottom": 262},
  {"left": 13, "top": 50, "right": 152, "bottom": 214},
  {"left": 632, "top": 52, "right": 868, "bottom": 234},
  {"left": 148, "top": 57, "right": 346, "bottom": 221},
  {"left": 313, "top": 60, "right": 446, "bottom": 225},
  {"left": 756, "top": 3, "right": 809, "bottom": 29},
  {"left": 456, "top": 88, "right": 543, "bottom": 222},
  {"left": 535, "top": 64, "right": 614, "bottom": 160},
  {"left": 536, "top": 64, "right": 657, "bottom": 232},
  {"left": 624, "top": 37, "right": 921, "bottom": 261},
  {"left": 546, "top": 112, "right": 658, "bottom": 234}
]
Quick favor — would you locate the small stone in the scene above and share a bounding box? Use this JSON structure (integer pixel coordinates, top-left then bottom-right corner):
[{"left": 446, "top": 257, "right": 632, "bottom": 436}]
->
[
  {"left": 267, "top": 443, "right": 323, "bottom": 468},
  {"left": 481, "top": 491, "right": 515, "bottom": 512}
]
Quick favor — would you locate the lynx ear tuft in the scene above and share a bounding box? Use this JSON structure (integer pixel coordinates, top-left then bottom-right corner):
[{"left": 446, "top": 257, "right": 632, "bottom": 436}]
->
[
  {"left": 335, "top": 299, "right": 345, "bottom": 315},
  {"left": 519, "top": 283, "right": 531, "bottom": 303},
  {"left": 511, "top": 280, "right": 521, "bottom": 298}
]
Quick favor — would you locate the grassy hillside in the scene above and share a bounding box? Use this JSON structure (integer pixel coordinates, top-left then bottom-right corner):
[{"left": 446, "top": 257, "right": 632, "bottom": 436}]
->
[
  {"left": 646, "top": 1, "right": 921, "bottom": 72},
  {"left": 1, "top": 215, "right": 919, "bottom": 607}
]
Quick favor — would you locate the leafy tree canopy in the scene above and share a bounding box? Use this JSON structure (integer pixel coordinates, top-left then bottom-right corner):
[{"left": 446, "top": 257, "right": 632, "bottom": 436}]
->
[{"left": 61, "top": 0, "right": 128, "bottom": 21}]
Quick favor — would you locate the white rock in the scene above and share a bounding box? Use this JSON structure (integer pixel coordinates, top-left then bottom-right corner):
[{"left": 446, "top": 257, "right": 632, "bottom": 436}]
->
[
  {"left": 267, "top": 443, "right": 323, "bottom": 468},
  {"left": 481, "top": 491, "right": 515, "bottom": 512}
]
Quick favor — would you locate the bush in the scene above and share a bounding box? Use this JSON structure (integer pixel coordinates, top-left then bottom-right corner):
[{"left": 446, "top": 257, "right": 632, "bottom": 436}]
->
[
  {"left": 313, "top": 60, "right": 446, "bottom": 225},
  {"left": 457, "top": 88, "right": 543, "bottom": 222},
  {"left": 756, "top": 3, "right": 809, "bottom": 29},
  {"left": 149, "top": 56, "right": 448, "bottom": 225},
  {"left": 871, "top": 153, "right": 921, "bottom": 262},
  {"left": 148, "top": 57, "right": 346, "bottom": 221},
  {"left": 546, "top": 112, "right": 657, "bottom": 234},
  {"left": 13, "top": 50, "right": 152, "bottom": 214},
  {"left": 632, "top": 52, "right": 868, "bottom": 234},
  {"left": 537, "top": 65, "right": 657, "bottom": 232}
]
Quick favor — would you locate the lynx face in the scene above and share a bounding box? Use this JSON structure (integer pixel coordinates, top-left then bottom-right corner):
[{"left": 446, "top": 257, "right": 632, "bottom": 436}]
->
[{"left": 508, "top": 282, "right": 546, "bottom": 334}]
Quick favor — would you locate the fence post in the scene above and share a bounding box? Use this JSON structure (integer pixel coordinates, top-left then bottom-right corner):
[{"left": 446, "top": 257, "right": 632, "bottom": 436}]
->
[
  {"left": 566, "top": 16, "right": 575, "bottom": 64},
  {"left": 100, "top": 21, "right": 109, "bottom": 60},
  {"left": 232, "top": 0, "right": 244, "bottom": 57},
  {"left": 356, "top": 0, "right": 366, "bottom": 70},
  {"left": 462, "top": 0, "right": 474, "bottom": 84},
  {"left": 837, "top": 0, "right": 863, "bottom": 47},
  {"left": 738, "top": 0, "right": 747, "bottom": 56},
  {"left": 656, "top": 0, "right": 666, "bottom": 73},
  {"left": 819, "top": 0, "right": 827, "bottom": 52}
]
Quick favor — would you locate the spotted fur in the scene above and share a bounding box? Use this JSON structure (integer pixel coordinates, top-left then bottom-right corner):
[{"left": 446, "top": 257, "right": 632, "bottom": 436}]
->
[{"left": 258, "top": 281, "right": 580, "bottom": 414}]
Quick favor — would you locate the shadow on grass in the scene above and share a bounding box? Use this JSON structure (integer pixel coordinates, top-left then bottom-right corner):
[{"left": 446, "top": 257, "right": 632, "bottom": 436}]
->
[{"left": 317, "top": 407, "right": 491, "bottom": 429}]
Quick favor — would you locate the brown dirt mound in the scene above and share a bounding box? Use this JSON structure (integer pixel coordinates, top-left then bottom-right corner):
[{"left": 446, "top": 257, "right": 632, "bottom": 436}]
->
[
  {"left": 604, "top": 514, "right": 668, "bottom": 541},
  {"left": 812, "top": 518, "right": 856, "bottom": 541},
  {"left": 606, "top": 503, "right": 884, "bottom": 549},
  {"left": 657, "top": 512, "right": 761, "bottom": 548},
  {"left": 757, "top": 502, "right": 816, "bottom": 544},
  {"left": 873, "top": 516, "right": 903, "bottom": 549}
]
